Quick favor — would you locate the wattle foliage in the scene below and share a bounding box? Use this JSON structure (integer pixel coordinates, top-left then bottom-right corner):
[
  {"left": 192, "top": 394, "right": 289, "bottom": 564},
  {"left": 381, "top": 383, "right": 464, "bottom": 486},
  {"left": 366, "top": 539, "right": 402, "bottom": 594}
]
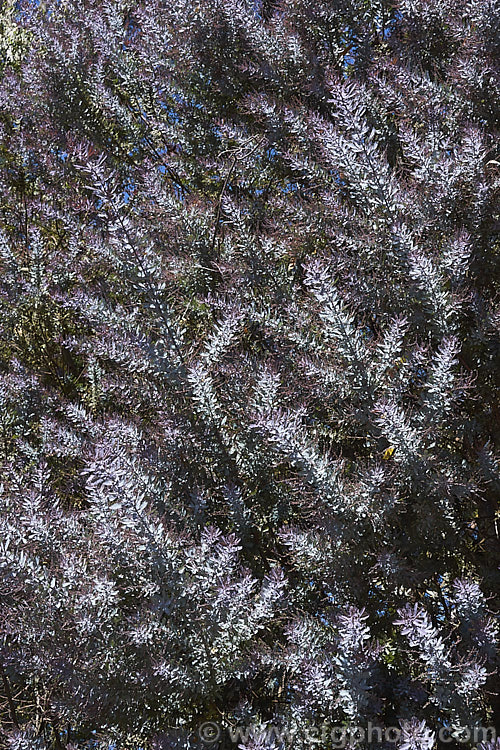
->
[{"left": 0, "top": 0, "right": 499, "bottom": 748}]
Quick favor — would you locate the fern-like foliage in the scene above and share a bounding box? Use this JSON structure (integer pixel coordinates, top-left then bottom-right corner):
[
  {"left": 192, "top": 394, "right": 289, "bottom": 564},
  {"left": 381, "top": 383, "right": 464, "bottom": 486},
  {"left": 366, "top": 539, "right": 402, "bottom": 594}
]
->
[{"left": 0, "top": 0, "right": 498, "bottom": 747}]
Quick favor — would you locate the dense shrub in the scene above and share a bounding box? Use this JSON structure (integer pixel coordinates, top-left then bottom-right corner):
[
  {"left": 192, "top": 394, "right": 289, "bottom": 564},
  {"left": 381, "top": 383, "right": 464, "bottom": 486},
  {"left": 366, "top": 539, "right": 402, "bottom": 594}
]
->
[{"left": 0, "top": 0, "right": 499, "bottom": 747}]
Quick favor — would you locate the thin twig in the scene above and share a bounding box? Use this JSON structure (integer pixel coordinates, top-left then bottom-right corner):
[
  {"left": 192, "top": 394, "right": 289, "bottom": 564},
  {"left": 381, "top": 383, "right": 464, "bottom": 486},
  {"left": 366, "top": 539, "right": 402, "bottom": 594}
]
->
[{"left": 0, "top": 662, "right": 19, "bottom": 729}]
